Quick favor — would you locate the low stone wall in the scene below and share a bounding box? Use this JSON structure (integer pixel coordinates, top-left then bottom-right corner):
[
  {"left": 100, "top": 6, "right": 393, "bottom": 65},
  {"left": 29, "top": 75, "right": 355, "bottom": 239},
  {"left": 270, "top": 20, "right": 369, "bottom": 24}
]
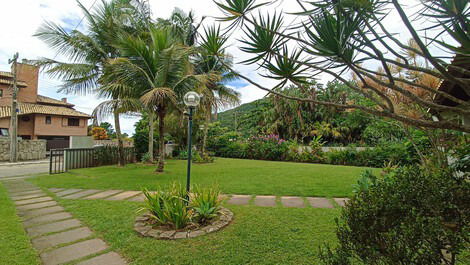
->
[{"left": 0, "top": 138, "right": 47, "bottom": 161}]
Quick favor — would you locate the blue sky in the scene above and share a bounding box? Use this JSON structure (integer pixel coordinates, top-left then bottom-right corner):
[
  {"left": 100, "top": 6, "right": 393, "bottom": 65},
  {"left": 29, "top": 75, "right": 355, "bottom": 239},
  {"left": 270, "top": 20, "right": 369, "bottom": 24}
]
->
[{"left": 0, "top": 0, "right": 429, "bottom": 135}]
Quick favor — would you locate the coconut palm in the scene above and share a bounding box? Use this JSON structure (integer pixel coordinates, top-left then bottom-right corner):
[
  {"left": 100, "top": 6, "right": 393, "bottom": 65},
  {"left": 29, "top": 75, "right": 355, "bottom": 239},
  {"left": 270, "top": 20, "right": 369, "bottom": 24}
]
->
[
  {"left": 195, "top": 25, "right": 240, "bottom": 154},
  {"left": 103, "top": 26, "right": 207, "bottom": 172},
  {"left": 34, "top": 0, "right": 149, "bottom": 166}
]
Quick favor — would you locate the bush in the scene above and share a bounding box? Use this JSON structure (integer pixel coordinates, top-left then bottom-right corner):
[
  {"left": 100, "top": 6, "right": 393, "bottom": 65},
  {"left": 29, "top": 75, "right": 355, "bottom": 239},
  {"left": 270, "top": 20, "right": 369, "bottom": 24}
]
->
[
  {"left": 192, "top": 152, "right": 215, "bottom": 163},
  {"left": 139, "top": 183, "right": 223, "bottom": 230},
  {"left": 246, "top": 134, "right": 289, "bottom": 161},
  {"left": 190, "top": 185, "right": 222, "bottom": 224},
  {"left": 326, "top": 143, "right": 419, "bottom": 167},
  {"left": 140, "top": 152, "right": 153, "bottom": 164},
  {"left": 320, "top": 166, "right": 470, "bottom": 264}
]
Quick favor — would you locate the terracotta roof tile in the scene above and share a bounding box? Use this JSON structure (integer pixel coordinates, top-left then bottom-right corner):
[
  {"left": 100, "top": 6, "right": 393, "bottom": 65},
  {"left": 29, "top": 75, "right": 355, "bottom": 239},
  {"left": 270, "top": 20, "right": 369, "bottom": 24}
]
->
[
  {"left": 0, "top": 103, "right": 91, "bottom": 118},
  {"left": 37, "top": 95, "right": 74, "bottom": 107},
  {"left": 0, "top": 78, "right": 27, "bottom": 87}
]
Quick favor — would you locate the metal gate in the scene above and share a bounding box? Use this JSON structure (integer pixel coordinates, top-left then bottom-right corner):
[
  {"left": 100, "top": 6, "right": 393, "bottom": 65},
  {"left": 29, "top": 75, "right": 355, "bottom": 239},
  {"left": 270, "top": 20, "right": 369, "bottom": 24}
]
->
[{"left": 49, "top": 147, "right": 135, "bottom": 174}]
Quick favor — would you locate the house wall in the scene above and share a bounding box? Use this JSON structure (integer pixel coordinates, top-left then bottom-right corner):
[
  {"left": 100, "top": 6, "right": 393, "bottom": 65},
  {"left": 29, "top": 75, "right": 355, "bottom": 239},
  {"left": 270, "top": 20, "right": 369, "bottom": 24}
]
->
[
  {"left": 34, "top": 114, "right": 88, "bottom": 137},
  {"left": 0, "top": 63, "right": 39, "bottom": 106},
  {"left": 0, "top": 116, "right": 34, "bottom": 138}
]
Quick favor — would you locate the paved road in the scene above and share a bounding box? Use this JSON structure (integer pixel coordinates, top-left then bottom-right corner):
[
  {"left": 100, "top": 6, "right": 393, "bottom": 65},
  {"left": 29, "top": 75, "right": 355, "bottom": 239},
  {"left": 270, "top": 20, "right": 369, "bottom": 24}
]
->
[{"left": 0, "top": 163, "right": 49, "bottom": 179}]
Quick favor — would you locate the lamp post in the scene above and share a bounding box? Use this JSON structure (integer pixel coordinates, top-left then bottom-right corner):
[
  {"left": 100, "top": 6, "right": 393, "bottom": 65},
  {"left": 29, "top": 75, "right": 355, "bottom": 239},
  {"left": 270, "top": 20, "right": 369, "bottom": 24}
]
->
[{"left": 183, "top": 91, "right": 201, "bottom": 194}]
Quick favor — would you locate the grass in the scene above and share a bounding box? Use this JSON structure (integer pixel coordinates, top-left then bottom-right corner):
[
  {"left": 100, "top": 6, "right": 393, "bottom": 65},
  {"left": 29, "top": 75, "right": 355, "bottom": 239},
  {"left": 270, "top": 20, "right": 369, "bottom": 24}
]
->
[
  {"left": 0, "top": 182, "right": 40, "bottom": 265},
  {"left": 31, "top": 158, "right": 379, "bottom": 197},
  {"left": 58, "top": 198, "right": 339, "bottom": 265}
]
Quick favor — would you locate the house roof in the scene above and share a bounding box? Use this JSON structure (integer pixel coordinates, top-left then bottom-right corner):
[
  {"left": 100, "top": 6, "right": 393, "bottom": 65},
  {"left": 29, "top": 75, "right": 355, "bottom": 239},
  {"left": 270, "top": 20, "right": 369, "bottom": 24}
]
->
[
  {"left": 37, "top": 95, "right": 75, "bottom": 107},
  {"left": 0, "top": 71, "right": 13, "bottom": 78},
  {"left": 0, "top": 103, "right": 91, "bottom": 118},
  {"left": 0, "top": 78, "right": 27, "bottom": 87}
]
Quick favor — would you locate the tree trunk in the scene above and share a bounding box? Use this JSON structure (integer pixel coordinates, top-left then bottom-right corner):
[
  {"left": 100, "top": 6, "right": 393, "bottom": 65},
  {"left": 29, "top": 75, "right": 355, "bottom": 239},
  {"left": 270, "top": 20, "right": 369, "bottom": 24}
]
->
[
  {"left": 148, "top": 111, "right": 154, "bottom": 162},
  {"left": 114, "top": 110, "right": 125, "bottom": 167},
  {"left": 202, "top": 112, "right": 210, "bottom": 155},
  {"left": 156, "top": 109, "right": 166, "bottom": 172}
]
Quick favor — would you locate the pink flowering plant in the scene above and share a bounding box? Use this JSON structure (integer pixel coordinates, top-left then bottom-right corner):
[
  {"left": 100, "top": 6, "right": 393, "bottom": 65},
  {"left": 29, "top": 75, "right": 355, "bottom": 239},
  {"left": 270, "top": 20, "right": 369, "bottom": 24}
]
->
[{"left": 246, "top": 134, "right": 290, "bottom": 161}]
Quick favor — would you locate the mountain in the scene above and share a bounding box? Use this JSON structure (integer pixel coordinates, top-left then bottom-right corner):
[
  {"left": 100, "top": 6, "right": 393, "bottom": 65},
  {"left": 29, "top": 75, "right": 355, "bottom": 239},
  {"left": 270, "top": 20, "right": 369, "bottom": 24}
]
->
[{"left": 216, "top": 98, "right": 269, "bottom": 132}]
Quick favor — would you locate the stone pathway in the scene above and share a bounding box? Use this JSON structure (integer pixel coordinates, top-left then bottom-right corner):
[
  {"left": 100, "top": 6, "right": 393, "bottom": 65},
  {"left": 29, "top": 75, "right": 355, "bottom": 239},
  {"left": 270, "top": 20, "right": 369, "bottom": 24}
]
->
[
  {"left": 1, "top": 179, "right": 127, "bottom": 265},
  {"left": 46, "top": 187, "right": 349, "bottom": 209}
]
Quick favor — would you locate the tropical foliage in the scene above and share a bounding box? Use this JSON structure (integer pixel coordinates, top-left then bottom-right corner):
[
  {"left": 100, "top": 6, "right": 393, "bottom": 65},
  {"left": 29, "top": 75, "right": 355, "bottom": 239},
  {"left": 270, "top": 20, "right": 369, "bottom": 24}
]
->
[{"left": 139, "top": 183, "right": 223, "bottom": 229}]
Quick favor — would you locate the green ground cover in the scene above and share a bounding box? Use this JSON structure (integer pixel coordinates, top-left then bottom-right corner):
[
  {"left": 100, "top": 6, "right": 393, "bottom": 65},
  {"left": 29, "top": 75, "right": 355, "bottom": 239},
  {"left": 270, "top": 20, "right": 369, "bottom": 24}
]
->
[
  {"left": 0, "top": 183, "right": 40, "bottom": 265},
  {"left": 58, "top": 198, "right": 339, "bottom": 264},
  {"left": 31, "top": 158, "right": 379, "bottom": 197}
]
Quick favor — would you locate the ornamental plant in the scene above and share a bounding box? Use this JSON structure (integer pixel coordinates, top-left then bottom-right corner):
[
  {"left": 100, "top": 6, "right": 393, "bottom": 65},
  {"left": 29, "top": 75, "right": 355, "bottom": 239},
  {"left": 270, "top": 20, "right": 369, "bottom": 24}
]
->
[
  {"left": 320, "top": 166, "right": 470, "bottom": 264},
  {"left": 139, "top": 183, "right": 223, "bottom": 230},
  {"left": 247, "top": 134, "right": 289, "bottom": 160}
]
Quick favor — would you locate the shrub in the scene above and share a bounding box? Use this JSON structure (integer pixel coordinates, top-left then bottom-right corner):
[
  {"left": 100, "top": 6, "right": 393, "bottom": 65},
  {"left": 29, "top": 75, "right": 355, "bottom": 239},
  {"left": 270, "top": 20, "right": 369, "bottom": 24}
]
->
[
  {"left": 246, "top": 134, "right": 289, "bottom": 161},
  {"left": 139, "top": 183, "right": 223, "bottom": 230},
  {"left": 140, "top": 152, "right": 153, "bottom": 164},
  {"left": 320, "top": 166, "right": 470, "bottom": 264},
  {"left": 190, "top": 185, "right": 222, "bottom": 224},
  {"left": 140, "top": 183, "right": 190, "bottom": 229},
  {"left": 192, "top": 152, "right": 215, "bottom": 163}
]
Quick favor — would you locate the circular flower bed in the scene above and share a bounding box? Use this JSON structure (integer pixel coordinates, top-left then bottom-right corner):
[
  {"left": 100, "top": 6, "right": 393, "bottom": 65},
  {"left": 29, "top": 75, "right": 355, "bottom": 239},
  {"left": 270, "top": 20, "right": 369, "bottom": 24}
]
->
[{"left": 134, "top": 207, "right": 233, "bottom": 239}]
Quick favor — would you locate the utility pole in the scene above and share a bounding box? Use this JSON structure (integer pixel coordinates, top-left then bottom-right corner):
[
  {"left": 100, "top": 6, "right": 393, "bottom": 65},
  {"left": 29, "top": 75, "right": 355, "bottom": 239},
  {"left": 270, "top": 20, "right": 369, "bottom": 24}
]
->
[{"left": 8, "top": 53, "right": 19, "bottom": 162}]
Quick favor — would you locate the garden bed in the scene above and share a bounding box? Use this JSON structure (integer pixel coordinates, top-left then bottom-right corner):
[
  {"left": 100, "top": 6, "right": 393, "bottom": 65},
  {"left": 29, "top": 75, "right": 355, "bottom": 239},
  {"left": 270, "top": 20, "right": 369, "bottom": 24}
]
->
[{"left": 134, "top": 207, "right": 233, "bottom": 239}]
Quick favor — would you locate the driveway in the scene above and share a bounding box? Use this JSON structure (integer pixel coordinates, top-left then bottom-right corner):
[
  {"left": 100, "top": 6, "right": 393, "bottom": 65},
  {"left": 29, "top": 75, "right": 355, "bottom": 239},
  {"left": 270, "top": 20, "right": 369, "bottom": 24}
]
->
[{"left": 0, "top": 161, "right": 49, "bottom": 180}]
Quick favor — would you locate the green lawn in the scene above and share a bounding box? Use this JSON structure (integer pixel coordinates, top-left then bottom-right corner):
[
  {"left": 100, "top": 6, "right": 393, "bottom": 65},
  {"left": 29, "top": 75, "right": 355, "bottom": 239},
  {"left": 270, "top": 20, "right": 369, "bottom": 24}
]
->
[
  {"left": 31, "top": 158, "right": 379, "bottom": 197},
  {"left": 58, "top": 198, "right": 339, "bottom": 264},
  {"left": 0, "top": 182, "right": 40, "bottom": 265}
]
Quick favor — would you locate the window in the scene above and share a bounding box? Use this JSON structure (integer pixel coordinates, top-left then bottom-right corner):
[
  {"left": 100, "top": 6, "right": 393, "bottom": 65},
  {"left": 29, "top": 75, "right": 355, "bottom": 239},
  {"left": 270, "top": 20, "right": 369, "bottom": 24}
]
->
[
  {"left": 67, "top": 118, "right": 80, "bottom": 126},
  {"left": 0, "top": 128, "right": 8, "bottom": 136},
  {"left": 0, "top": 89, "right": 3, "bottom": 97},
  {"left": 45, "top": 116, "right": 51, "bottom": 124}
]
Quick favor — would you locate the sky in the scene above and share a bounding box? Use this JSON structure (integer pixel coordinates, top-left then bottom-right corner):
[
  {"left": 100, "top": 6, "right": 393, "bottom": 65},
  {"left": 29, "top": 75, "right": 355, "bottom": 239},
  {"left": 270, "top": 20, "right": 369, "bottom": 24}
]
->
[{"left": 0, "top": 0, "right": 431, "bottom": 135}]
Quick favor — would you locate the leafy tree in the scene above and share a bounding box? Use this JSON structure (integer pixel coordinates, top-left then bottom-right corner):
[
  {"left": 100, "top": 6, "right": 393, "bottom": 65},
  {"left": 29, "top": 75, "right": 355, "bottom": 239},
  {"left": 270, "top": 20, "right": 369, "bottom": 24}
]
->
[
  {"left": 35, "top": 0, "right": 149, "bottom": 166},
  {"left": 90, "top": 127, "right": 108, "bottom": 140},
  {"left": 102, "top": 26, "right": 207, "bottom": 172},
  {"left": 214, "top": 0, "right": 470, "bottom": 132},
  {"left": 99, "top": 122, "right": 115, "bottom": 138}
]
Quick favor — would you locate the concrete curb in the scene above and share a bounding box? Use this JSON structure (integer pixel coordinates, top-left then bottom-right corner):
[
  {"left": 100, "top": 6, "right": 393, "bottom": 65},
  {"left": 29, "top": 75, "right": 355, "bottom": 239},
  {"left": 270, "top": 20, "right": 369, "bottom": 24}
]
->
[{"left": 0, "top": 160, "right": 49, "bottom": 167}]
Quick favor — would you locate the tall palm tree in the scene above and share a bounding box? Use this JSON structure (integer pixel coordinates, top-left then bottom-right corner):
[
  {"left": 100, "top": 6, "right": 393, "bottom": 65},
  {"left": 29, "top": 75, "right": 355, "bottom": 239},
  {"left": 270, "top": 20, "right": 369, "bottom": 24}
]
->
[
  {"left": 35, "top": 0, "right": 148, "bottom": 166},
  {"left": 195, "top": 26, "right": 240, "bottom": 154},
  {"left": 102, "top": 27, "right": 200, "bottom": 172}
]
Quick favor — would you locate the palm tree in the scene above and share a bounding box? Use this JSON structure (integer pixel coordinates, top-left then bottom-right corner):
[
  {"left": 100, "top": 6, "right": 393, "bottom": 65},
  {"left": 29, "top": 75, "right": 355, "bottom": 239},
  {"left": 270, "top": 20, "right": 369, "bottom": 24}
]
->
[
  {"left": 34, "top": 0, "right": 148, "bottom": 166},
  {"left": 195, "top": 26, "right": 240, "bottom": 154},
  {"left": 103, "top": 27, "right": 199, "bottom": 172}
]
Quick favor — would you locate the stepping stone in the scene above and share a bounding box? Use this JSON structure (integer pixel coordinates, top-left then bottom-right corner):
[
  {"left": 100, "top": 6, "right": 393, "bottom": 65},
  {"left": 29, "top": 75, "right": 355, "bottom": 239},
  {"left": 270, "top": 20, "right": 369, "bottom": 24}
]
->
[
  {"left": 48, "top": 188, "right": 66, "bottom": 192},
  {"left": 127, "top": 193, "right": 145, "bottom": 202},
  {"left": 254, "top": 196, "right": 276, "bottom": 207},
  {"left": 55, "top": 189, "right": 83, "bottom": 197},
  {"left": 15, "top": 196, "right": 53, "bottom": 206},
  {"left": 307, "top": 197, "right": 334, "bottom": 208},
  {"left": 40, "top": 239, "right": 108, "bottom": 265},
  {"left": 281, "top": 196, "right": 305, "bottom": 208},
  {"left": 62, "top": 189, "right": 101, "bottom": 199},
  {"left": 227, "top": 195, "right": 251, "bottom": 205},
  {"left": 84, "top": 190, "right": 123, "bottom": 200},
  {"left": 8, "top": 187, "right": 39, "bottom": 193},
  {"left": 9, "top": 189, "right": 43, "bottom": 196},
  {"left": 17, "top": 201, "right": 58, "bottom": 211},
  {"left": 24, "top": 212, "right": 73, "bottom": 227},
  {"left": 11, "top": 193, "right": 48, "bottom": 201},
  {"left": 76, "top": 251, "right": 127, "bottom": 265},
  {"left": 334, "top": 198, "right": 349, "bottom": 207},
  {"left": 106, "top": 191, "right": 141, "bottom": 201},
  {"left": 32, "top": 227, "right": 93, "bottom": 251},
  {"left": 27, "top": 219, "right": 82, "bottom": 237},
  {"left": 20, "top": 206, "right": 66, "bottom": 219}
]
